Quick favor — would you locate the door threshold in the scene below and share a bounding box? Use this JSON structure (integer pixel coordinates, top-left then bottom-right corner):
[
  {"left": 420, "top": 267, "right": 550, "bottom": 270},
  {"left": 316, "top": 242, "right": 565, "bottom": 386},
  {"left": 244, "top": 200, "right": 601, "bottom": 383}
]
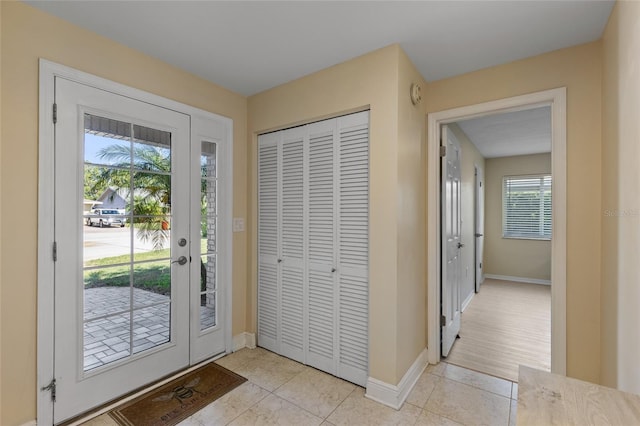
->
[{"left": 59, "top": 352, "right": 227, "bottom": 426}]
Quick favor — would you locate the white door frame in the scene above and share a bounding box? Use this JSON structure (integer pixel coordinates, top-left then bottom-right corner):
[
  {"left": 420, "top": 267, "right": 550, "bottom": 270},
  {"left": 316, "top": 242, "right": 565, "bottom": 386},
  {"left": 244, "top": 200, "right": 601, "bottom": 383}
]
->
[
  {"left": 474, "top": 163, "right": 484, "bottom": 293},
  {"left": 37, "top": 59, "right": 234, "bottom": 424},
  {"left": 427, "top": 87, "right": 566, "bottom": 375}
]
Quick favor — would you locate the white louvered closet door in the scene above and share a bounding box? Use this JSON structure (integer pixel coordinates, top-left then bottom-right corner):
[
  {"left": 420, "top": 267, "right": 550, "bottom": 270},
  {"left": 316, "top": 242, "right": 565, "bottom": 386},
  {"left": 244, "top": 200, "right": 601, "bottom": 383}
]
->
[
  {"left": 336, "top": 112, "right": 369, "bottom": 386},
  {"left": 279, "top": 128, "right": 306, "bottom": 362},
  {"left": 306, "top": 119, "right": 337, "bottom": 374},
  {"left": 257, "top": 111, "right": 369, "bottom": 387},
  {"left": 257, "top": 133, "right": 279, "bottom": 353}
]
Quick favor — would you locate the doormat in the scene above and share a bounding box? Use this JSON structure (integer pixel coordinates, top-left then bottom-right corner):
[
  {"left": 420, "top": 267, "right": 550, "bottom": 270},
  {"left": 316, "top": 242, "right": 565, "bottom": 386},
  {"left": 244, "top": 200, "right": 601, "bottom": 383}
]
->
[{"left": 109, "top": 362, "right": 247, "bottom": 426}]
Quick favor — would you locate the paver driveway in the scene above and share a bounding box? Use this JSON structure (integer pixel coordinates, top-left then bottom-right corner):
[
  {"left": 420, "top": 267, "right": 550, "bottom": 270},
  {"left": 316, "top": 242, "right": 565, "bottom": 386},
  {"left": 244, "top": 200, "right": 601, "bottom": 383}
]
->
[{"left": 83, "top": 287, "right": 215, "bottom": 370}]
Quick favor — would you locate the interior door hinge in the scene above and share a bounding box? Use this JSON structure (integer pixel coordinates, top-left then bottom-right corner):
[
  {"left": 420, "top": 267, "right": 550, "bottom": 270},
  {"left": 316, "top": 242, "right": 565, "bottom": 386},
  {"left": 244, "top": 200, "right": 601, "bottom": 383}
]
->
[
  {"left": 440, "top": 315, "right": 446, "bottom": 327},
  {"left": 53, "top": 241, "right": 58, "bottom": 262},
  {"left": 41, "top": 378, "right": 57, "bottom": 402},
  {"left": 53, "top": 103, "right": 58, "bottom": 124},
  {"left": 439, "top": 146, "right": 446, "bottom": 157}
]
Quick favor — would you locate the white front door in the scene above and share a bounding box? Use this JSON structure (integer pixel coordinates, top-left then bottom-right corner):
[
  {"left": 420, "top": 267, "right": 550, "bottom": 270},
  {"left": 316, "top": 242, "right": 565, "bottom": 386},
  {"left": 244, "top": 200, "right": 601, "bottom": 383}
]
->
[
  {"left": 441, "top": 125, "right": 462, "bottom": 358},
  {"left": 475, "top": 164, "right": 485, "bottom": 292},
  {"left": 52, "top": 77, "right": 225, "bottom": 423}
]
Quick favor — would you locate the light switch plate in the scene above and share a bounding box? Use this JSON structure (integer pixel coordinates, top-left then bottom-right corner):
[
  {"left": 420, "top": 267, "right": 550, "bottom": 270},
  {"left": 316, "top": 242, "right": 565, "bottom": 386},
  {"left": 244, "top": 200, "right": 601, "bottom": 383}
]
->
[{"left": 233, "top": 217, "right": 245, "bottom": 232}]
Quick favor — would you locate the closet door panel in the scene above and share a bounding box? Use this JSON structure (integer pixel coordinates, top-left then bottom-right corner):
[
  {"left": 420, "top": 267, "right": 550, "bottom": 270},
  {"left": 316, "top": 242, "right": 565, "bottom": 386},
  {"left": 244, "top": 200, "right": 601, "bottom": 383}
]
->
[
  {"left": 307, "top": 268, "right": 336, "bottom": 371},
  {"left": 257, "top": 135, "right": 279, "bottom": 352},
  {"left": 279, "top": 129, "right": 305, "bottom": 362},
  {"left": 306, "top": 121, "right": 337, "bottom": 373},
  {"left": 337, "top": 112, "right": 369, "bottom": 386}
]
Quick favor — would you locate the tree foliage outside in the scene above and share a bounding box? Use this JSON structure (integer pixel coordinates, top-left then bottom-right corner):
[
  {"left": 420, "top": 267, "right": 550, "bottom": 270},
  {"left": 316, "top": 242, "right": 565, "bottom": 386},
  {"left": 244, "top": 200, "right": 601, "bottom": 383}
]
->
[{"left": 85, "top": 140, "right": 211, "bottom": 294}]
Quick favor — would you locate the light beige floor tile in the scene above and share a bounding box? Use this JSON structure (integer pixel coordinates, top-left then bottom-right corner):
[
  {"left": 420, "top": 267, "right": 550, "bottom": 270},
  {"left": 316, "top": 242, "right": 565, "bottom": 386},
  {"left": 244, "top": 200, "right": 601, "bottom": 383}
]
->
[
  {"left": 406, "top": 372, "right": 441, "bottom": 408},
  {"left": 78, "top": 413, "right": 118, "bottom": 426},
  {"left": 425, "top": 362, "right": 447, "bottom": 376},
  {"left": 233, "top": 351, "right": 307, "bottom": 391},
  {"left": 179, "top": 382, "right": 270, "bottom": 426},
  {"left": 509, "top": 399, "right": 517, "bottom": 426},
  {"left": 320, "top": 422, "right": 336, "bottom": 426},
  {"left": 511, "top": 382, "right": 518, "bottom": 400},
  {"left": 229, "top": 393, "right": 323, "bottom": 426},
  {"left": 215, "top": 347, "right": 271, "bottom": 372},
  {"left": 443, "top": 364, "right": 512, "bottom": 398},
  {"left": 275, "top": 367, "right": 355, "bottom": 418},
  {"left": 327, "top": 387, "right": 422, "bottom": 426},
  {"left": 415, "top": 409, "right": 463, "bottom": 426},
  {"left": 425, "top": 378, "right": 510, "bottom": 426}
]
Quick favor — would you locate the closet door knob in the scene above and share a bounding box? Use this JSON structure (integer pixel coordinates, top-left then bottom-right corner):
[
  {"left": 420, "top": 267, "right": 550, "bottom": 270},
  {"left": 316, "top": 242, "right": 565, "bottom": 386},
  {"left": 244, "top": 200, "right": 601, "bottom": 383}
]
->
[{"left": 331, "top": 268, "right": 336, "bottom": 273}]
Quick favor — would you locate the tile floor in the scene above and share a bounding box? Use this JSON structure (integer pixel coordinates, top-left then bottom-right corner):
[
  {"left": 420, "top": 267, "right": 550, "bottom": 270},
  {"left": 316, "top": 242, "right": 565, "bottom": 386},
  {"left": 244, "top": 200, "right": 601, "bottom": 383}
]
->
[{"left": 81, "top": 347, "right": 518, "bottom": 426}]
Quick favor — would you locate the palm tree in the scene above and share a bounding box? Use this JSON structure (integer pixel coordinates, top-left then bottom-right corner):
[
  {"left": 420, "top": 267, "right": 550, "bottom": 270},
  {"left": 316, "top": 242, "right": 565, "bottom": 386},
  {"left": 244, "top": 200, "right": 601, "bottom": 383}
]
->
[
  {"left": 86, "top": 142, "right": 210, "bottom": 295},
  {"left": 89, "top": 144, "right": 171, "bottom": 250}
]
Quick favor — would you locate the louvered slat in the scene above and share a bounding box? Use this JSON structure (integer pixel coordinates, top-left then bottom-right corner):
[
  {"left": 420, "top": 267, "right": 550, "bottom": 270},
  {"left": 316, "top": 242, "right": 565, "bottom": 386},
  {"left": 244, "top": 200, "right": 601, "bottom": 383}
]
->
[
  {"left": 258, "top": 143, "right": 278, "bottom": 257},
  {"left": 308, "top": 132, "right": 334, "bottom": 264},
  {"left": 339, "top": 124, "right": 369, "bottom": 270},
  {"left": 281, "top": 138, "right": 304, "bottom": 260},
  {"left": 337, "top": 112, "right": 369, "bottom": 386},
  {"left": 308, "top": 270, "right": 335, "bottom": 362},
  {"left": 257, "top": 263, "right": 277, "bottom": 351},
  {"left": 257, "top": 137, "right": 278, "bottom": 352},
  {"left": 280, "top": 267, "right": 304, "bottom": 361}
]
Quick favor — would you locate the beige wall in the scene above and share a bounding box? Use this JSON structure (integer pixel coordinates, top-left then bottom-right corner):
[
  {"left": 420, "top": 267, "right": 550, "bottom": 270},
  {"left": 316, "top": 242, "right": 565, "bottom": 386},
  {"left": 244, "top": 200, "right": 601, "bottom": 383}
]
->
[
  {"left": 248, "top": 44, "right": 428, "bottom": 385},
  {"left": 395, "top": 49, "right": 428, "bottom": 379},
  {"left": 426, "top": 41, "right": 602, "bottom": 384},
  {"left": 484, "top": 154, "right": 551, "bottom": 281},
  {"left": 601, "top": 1, "right": 640, "bottom": 394},
  {"left": 0, "top": 3, "right": 248, "bottom": 424},
  {"left": 448, "top": 124, "right": 485, "bottom": 307}
]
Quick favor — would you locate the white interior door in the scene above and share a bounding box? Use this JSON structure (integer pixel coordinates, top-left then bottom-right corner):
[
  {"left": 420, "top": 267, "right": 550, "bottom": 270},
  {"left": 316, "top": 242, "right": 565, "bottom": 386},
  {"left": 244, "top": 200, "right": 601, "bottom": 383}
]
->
[
  {"left": 441, "top": 125, "right": 462, "bottom": 358},
  {"left": 52, "top": 77, "right": 225, "bottom": 423},
  {"left": 475, "top": 165, "right": 485, "bottom": 292}
]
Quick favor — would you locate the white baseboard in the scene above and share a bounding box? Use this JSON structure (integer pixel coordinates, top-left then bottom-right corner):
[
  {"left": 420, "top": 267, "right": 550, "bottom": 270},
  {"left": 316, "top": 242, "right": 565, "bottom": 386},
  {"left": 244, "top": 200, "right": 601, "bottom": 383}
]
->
[
  {"left": 461, "top": 291, "right": 474, "bottom": 312},
  {"left": 233, "top": 332, "right": 257, "bottom": 351},
  {"left": 484, "top": 274, "right": 551, "bottom": 285},
  {"left": 20, "top": 421, "right": 36, "bottom": 426},
  {"left": 365, "top": 347, "right": 428, "bottom": 410}
]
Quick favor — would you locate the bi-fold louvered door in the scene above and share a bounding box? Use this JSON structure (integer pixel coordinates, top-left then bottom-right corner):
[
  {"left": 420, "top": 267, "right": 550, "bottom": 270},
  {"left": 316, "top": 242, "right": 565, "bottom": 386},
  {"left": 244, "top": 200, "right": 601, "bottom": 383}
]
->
[{"left": 257, "top": 111, "right": 369, "bottom": 386}]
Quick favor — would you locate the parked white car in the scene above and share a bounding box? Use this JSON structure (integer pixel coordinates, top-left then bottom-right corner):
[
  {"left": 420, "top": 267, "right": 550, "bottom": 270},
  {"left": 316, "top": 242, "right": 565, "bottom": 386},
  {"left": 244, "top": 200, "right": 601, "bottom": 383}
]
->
[{"left": 86, "top": 209, "right": 126, "bottom": 227}]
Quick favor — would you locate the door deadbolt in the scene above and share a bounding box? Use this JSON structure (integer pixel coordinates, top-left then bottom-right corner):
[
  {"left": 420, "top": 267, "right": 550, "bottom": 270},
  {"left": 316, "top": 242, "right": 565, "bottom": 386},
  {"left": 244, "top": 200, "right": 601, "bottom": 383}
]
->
[
  {"left": 173, "top": 256, "right": 188, "bottom": 265},
  {"left": 178, "top": 238, "right": 187, "bottom": 247}
]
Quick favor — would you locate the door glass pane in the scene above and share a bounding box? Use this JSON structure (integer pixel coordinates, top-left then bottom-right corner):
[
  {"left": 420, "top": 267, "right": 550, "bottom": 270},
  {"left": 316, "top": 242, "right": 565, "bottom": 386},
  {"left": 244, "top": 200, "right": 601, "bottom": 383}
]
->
[
  {"left": 133, "top": 305, "right": 170, "bottom": 354},
  {"left": 82, "top": 114, "right": 173, "bottom": 371},
  {"left": 84, "top": 313, "right": 131, "bottom": 371},
  {"left": 200, "top": 142, "right": 217, "bottom": 330},
  {"left": 200, "top": 255, "right": 217, "bottom": 330},
  {"left": 133, "top": 260, "right": 171, "bottom": 308}
]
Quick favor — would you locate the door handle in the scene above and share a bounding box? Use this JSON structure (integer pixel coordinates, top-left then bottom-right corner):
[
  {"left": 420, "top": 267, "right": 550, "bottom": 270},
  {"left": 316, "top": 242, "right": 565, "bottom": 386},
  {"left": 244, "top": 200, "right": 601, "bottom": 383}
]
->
[
  {"left": 475, "top": 233, "right": 483, "bottom": 237},
  {"left": 172, "top": 256, "right": 188, "bottom": 265},
  {"left": 457, "top": 242, "right": 465, "bottom": 249}
]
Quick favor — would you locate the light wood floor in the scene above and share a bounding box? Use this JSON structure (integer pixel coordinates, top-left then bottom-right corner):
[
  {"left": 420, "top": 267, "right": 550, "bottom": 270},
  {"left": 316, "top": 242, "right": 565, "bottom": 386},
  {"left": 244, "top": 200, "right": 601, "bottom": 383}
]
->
[{"left": 445, "top": 278, "right": 551, "bottom": 382}]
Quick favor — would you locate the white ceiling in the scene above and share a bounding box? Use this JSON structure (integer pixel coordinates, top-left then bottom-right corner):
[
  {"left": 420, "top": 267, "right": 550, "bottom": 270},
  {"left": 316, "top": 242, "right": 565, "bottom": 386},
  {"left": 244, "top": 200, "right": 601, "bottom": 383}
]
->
[
  {"left": 25, "top": 1, "right": 614, "bottom": 97},
  {"left": 457, "top": 106, "right": 551, "bottom": 158}
]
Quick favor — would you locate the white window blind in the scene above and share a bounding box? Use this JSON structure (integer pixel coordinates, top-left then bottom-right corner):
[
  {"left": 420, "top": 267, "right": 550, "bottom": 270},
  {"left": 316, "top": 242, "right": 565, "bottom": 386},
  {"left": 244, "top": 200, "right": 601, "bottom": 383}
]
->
[{"left": 503, "top": 174, "right": 552, "bottom": 240}]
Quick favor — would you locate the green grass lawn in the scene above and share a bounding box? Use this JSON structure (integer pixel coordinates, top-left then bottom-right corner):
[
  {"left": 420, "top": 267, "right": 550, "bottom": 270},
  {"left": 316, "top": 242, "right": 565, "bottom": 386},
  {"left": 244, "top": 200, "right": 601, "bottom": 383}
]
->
[{"left": 84, "top": 239, "right": 209, "bottom": 295}]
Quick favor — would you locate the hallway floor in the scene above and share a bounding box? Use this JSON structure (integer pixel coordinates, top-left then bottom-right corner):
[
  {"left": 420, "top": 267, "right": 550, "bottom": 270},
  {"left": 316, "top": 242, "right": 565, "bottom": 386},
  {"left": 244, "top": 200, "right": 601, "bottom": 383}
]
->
[
  {"left": 445, "top": 279, "right": 551, "bottom": 382},
  {"left": 80, "top": 347, "right": 518, "bottom": 426}
]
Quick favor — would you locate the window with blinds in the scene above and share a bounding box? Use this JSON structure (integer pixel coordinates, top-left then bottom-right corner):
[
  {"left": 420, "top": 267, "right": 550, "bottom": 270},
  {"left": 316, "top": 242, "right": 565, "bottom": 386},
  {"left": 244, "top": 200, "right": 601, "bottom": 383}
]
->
[{"left": 503, "top": 174, "right": 552, "bottom": 240}]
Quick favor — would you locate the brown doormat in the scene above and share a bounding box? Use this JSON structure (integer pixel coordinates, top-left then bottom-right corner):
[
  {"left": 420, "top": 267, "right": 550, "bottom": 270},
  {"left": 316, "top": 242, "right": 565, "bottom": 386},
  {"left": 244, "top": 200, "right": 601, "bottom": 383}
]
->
[{"left": 109, "top": 362, "right": 247, "bottom": 426}]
